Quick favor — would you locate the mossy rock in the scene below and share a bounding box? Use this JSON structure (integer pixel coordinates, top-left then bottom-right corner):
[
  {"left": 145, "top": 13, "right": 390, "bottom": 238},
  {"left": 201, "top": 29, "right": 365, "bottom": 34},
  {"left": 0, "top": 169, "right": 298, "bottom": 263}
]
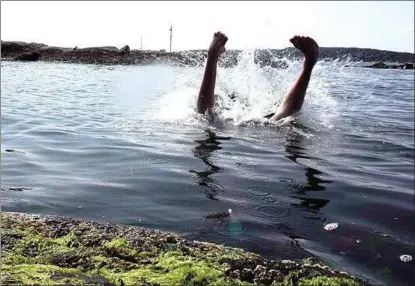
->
[{"left": 1, "top": 212, "right": 367, "bottom": 286}]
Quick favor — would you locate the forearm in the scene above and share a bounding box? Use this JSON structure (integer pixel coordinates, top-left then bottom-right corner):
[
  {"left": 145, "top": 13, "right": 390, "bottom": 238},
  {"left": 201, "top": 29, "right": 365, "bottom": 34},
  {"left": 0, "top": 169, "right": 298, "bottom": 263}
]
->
[
  {"left": 197, "top": 55, "right": 218, "bottom": 114},
  {"left": 272, "top": 61, "right": 314, "bottom": 120},
  {"left": 284, "top": 64, "right": 313, "bottom": 110}
]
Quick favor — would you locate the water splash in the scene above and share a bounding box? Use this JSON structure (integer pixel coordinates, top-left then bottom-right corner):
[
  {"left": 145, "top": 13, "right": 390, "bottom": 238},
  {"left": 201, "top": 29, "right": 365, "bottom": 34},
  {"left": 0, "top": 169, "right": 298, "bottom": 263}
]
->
[{"left": 153, "top": 51, "right": 350, "bottom": 129}]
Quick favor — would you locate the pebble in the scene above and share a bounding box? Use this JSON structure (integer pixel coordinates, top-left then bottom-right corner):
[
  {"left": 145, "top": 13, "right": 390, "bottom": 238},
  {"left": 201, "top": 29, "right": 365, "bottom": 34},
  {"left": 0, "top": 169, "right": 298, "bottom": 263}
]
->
[
  {"left": 324, "top": 222, "right": 338, "bottom": 231},
  {"left": 400, "top": 254, "right": 412, "bottom": 263},
  {"left": 254, "top": 265, "right": 266, "bottom": 274}
]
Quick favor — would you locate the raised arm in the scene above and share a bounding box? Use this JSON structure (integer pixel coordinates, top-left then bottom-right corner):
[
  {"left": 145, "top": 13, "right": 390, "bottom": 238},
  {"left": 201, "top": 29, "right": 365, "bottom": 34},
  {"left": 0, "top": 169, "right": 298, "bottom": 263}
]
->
[{"left": 197, "top": 32, "right": 228, "bottom": 115}]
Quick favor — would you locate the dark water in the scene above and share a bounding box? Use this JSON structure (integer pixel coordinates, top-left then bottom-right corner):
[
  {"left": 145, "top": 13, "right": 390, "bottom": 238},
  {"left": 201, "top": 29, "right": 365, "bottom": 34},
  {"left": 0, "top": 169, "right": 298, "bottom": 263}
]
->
[{"left": 1, "top": 59, "right": 414, "bottom": 285}]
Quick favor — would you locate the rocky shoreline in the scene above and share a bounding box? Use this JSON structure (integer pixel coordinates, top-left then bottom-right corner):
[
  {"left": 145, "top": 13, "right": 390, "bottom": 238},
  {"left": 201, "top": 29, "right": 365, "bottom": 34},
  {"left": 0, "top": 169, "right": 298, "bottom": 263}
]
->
[
  {"left": 1, "top": 40, "right": 414, "bottom": 69},
  {"left": 1, "top": 211, "right": 367, "bottom": 286}
]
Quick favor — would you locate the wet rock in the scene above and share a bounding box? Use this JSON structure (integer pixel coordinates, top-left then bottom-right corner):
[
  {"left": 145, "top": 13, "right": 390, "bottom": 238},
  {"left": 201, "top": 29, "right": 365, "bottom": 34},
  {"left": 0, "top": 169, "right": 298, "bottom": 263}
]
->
[
  {"left": 241, "top": 268, "right": 255, "bottom": 282},
  {"left": 404, "top": 62, "right": 414, "bottom": 69},
  {"left": 15, "top": 51, "right": 40, "bottom": 61},
  {"left": 367, "top": 62, "right": 389, "bottom": 69},
  {"left": 254, "top": 264, "right": 266, "bottom": 276},
  {"left": 119, "top": 45, "right": 130, "bottom": 56},
  {"left": 1, "top": 212, "right": 366, "bottom": 286},
  {"left": 165, "top": 236, "right": 177, "bottom": 244},
  {"left": 204, "top": 212, "right": 230, "bottom": 220}
]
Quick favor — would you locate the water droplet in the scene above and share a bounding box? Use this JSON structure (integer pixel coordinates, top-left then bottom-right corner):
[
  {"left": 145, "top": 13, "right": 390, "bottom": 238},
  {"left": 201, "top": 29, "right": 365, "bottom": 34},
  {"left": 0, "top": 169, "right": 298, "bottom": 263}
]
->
[
  {"left": 400, "top": 255, "right": 412, "bottom": 263},
  {"left": 147, "top": 158, "right": 170, "bottom": 164},
  {"left": 248, "top": 187, "right": 270, "bottom": 197},
  {"left": 256, "top": 205, "right": 291, "bottom": 218},
  {"left": 324, "top": 223, "right": 338, "bottom": 231},
  {"left": 262, "top": 197, "right": 277, "bottom": 204}
]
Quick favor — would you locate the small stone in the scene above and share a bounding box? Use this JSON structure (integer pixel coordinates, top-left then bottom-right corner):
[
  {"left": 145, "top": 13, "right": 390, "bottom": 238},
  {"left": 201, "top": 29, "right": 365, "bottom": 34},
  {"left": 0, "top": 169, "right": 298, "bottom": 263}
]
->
[
  {"left": 324, "top": 222, "right": 338, "bottom": 231},
  {"left": 241, "top": 268, "right": 255, "bottom": 282},
  {"left": 282, "top": 260, "right": 294, "bottom": 264},
  {"left": 254, "top": 264, "right": 266, "bottom": 275},
  {"left": 356, "top": 239, "right": 362, "bottom": 244},
  {"left": 400, "top": 254, "right": 412, "bottom": 262}
]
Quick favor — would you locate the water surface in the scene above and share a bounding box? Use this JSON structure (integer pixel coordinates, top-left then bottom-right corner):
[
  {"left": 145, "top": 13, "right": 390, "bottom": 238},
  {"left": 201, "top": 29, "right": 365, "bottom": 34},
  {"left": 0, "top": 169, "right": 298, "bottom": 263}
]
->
[{"left": 1, "top": 58, "right": 414, "bottom": 285}]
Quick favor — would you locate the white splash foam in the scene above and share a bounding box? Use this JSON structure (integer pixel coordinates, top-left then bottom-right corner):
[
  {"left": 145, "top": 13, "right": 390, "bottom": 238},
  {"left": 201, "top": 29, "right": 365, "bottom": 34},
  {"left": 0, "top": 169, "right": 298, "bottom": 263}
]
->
[{"left": 153, "top": 51, "right": 347, "bottom": 129}]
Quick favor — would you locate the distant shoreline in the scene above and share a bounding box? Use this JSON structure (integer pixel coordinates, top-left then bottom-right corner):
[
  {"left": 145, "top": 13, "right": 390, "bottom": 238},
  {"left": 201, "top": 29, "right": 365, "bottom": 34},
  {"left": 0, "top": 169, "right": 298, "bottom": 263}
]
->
[{"left": 1, "top": 40, "right": 414, "bottom": 68}]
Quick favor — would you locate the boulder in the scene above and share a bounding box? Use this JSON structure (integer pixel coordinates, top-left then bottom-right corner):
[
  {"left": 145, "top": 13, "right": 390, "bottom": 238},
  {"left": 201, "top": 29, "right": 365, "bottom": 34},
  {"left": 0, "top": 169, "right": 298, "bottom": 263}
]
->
[
  {"left": 370, "top": 62, "right": 389, "bottom": 69},
  {"left": 14, "top": 51, "right": 40, "bottom": 61},
  {"left": 1, "top": 41, "right": 45, "bottom": 56},
  {"left": 119, "top": 45, "right": 130, "bottom": 56},
  {"left": 404, "top": 63, "right": 414, "bottom": 69}
]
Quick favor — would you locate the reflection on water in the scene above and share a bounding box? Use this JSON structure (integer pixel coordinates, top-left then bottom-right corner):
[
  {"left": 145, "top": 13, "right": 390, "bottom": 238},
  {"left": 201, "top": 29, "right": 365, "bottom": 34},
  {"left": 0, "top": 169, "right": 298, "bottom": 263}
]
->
[
  {"left": 284, "top": 126, "right": 331, "bottom": 212},
  {"left": 190, "top": 129, "right": 230, "bottom": 200}
]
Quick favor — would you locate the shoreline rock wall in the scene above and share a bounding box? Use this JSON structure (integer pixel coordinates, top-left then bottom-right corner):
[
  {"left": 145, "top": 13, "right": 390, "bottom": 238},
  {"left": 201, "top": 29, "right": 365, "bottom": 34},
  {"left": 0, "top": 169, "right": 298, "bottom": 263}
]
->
[
  {"left": 1, "top": 211, "right": 367, "bottom": 286},
  {"left": 1, "top": 41, "right": 414, "bottom": 69}
]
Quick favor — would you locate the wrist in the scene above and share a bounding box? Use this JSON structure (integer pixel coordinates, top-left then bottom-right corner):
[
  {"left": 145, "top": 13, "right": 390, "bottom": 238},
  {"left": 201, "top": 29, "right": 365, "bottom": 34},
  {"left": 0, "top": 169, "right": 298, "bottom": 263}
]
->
[
  {"left": 207, "top": 53, "right": 219, "bottom": 63},
  {"left": 303, "top": 58, "right": 316, "bottom": 71}
]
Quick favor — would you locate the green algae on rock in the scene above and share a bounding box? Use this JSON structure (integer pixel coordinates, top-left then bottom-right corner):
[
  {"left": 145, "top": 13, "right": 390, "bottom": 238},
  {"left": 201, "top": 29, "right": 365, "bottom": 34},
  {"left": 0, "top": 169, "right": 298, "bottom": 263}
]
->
[{"left": 1, "top": 212, "right": 367, "bottom": 286}]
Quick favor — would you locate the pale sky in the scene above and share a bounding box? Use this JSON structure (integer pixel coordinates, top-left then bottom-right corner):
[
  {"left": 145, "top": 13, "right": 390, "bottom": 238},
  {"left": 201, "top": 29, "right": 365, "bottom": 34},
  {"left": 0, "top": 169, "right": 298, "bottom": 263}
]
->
[{"left": 1, "top": 1, "right": 414, "bottom": 53}]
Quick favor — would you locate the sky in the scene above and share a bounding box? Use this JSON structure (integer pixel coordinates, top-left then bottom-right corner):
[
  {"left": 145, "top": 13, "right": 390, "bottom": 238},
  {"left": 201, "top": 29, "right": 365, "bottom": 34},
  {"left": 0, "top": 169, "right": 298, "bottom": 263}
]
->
[{"left": 1, "top": 1, "right": 414, "bottom": 53}]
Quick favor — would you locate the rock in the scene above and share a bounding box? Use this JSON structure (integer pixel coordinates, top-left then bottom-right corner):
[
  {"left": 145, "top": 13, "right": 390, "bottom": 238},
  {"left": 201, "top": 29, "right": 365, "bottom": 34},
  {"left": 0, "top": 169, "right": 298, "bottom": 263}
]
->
[
  {"left": 254, "top": 264, "right": 266, "bottom": 275},
  {"left": 1, "top": 41, "right": 46, "bottom": 55},
  {"left": 119, "top": 45, "right": 130, "bottom": 56},
  {"left": 241, "top": 268, "right": 255, "bottom": 282},
  {"left": 15, "top": 51, "right": 40, "bottom": 61},
  {"left": 404, "top": 62, "right": 414, "bottom": 69},
  {"left": 100, "top": 46, "right": 119, "bottom": 52},
  {"left": 74, "top": 46, "right": 78, "bottom": 51},
  {"left": 204, "top": 212, "right": 230, "bottom": 220},
  {"left": 271, "top": 60, "right": 288, "bottom": 69},
  {"left": 367, "top": 62, "right": 389, "bottom": 69}
]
